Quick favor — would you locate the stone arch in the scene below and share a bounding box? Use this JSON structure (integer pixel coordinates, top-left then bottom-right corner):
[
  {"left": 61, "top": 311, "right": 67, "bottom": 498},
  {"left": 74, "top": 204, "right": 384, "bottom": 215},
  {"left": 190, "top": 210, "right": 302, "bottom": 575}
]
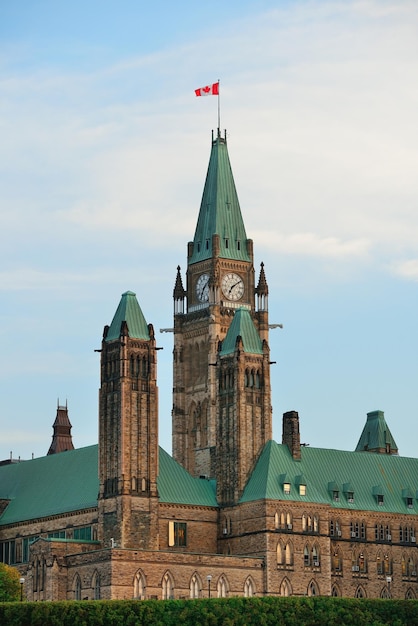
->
[
  {"left": 162, "top": 570, "right": 174, "bottom": 600},
  {"left": 217, "top": 574, "right": 229, "bottom": 598},
  {"left": 380, "top": 586, "right": 390, "bottom": 598},
  {"left": 307, "top": 579, "right": 319, "bottom": 596},
  {"left": 190, "top": 572, "right": 202, "bottom": 599},
  {"left": 134, "top": 569, "right": 146, "bottom": 600},
  {"left": 405, "top": 587, "right": 416, "bottom": 599},
  {"left": 91, "top": 570, "right": 100, "bottom": 600},
  {"left": 244, "top": 576, "right": 256, "bottom": 597},
  {"left": 280, "top": 577, "right": 292, "bottom": 597}
]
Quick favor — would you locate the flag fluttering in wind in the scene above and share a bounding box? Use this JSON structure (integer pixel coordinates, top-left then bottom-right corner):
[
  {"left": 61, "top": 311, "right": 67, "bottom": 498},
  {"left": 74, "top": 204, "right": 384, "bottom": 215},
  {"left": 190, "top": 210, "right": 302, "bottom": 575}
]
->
[{"left": 195, "top": 82, "right": 219, "bottom": 97}]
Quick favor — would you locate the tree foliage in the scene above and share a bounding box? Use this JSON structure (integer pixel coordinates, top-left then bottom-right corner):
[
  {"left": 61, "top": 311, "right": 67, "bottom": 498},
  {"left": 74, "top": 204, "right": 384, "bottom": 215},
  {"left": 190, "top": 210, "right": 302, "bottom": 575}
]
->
[{"left": 0, "top": 563, "right": 21, "bottom": 602}]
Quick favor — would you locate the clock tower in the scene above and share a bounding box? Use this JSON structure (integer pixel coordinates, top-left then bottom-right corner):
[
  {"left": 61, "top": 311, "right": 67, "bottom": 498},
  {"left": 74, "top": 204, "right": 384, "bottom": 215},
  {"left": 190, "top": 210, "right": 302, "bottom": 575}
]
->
[{"left": 172, "top": 130, "right": 272, "bottom": 479}]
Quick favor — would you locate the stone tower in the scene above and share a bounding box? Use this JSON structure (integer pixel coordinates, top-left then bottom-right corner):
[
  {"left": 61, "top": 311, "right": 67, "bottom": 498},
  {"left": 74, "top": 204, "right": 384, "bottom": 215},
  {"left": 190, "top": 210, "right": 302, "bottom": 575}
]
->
[
  {"left": 47, "top": 402, "right": 75, "bottom": 455},
  {"left": 216, "top": 307, "right": 272, "bottom": 505},
  {"left": 172, "top": 130, "right": 272, "bottom": 479},
  {"left": 98, "top": 291, "right": 159, "bottom": 550}
]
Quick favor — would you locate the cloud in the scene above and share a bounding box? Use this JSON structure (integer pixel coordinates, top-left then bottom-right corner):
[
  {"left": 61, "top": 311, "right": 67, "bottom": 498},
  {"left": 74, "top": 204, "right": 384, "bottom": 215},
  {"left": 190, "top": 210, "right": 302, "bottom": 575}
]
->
[
  {"left": 254, "top": 231, "right": 371, "bottom": 258},
  {"left": 391, "top": 259, "right": 418, "bottom": 281}
]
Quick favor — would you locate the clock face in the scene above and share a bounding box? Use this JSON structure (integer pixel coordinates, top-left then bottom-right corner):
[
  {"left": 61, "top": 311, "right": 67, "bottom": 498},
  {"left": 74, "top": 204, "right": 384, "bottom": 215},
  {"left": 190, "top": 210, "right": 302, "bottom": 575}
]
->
[
  {"left": 221, "top": 273, "right": 244, "bottom": 301},
  {"left": 196, "top": 273, "right": 210, "bottom": 302}
]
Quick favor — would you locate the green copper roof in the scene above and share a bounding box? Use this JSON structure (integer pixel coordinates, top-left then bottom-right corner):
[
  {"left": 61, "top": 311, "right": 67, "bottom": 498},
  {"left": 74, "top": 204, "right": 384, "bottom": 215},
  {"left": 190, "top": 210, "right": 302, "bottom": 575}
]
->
[
  {"left": 355, "top": 410, "right": 399, "bottom": 453},
  {"left": 220, "top": 308, "right": 263, "bottom": 356},
  {"left": 240, "top": 440, "right": 418, "bottom": 514},
  {"left": 106, "top": 291, "right": 149, "bottom": 342},
  {"left": 0, "top": 446, "right": 99, "bottom": 525},
  {"left": 189, "top": 131, "right": 250, "bottom": 264},
  {"left": 158, "top": 448, "right": 217, "bottom": 507},
  {"left": 0, "top": 446, "right": 217, "bottom": 526}
]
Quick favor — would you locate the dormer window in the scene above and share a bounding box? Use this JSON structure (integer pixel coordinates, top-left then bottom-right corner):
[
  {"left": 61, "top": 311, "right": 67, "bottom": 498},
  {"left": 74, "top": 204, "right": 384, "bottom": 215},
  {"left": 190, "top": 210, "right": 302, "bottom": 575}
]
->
[
  {"left": 283, "top": 483, "right": 291, "bottom": 495},
  {"left": 237, "top": 240, "right": 241, "bottom": 250},
  {"left": 378, "top": 494, "right": 384, "bottom": 506},
  {"left": 407, "top": 497, "right": 413, "bottom": 509},
  {"left": 197, "top": 242, "right": 201, "bottom": 252},
  {"left": 225, "top": 238, "right": 229, "bottom": 249},
  {"left": 347, "top": 492, "right": 354, "bottom": 503},
  {"left": 299, "top": 484, "right": 306, "bottom": 496},
  {"left": 333, "top": 490, "right": 339, "bottom": 502},
  {"left": 206, "top": 239, "right": 209, "bottom": 250}
]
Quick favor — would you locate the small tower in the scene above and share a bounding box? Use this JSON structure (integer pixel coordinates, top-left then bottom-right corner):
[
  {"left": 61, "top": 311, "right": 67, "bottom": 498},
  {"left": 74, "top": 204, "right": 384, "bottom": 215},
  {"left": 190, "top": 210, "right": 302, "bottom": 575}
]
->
[
  {"left": 216, "top": 308, "right": 272, "bottom": 505},
  {"left": 47, "top": 402, "right": 74, "bottom": 455},
  {"left": 355, "top": 410, "right": 398, "bottom": 455},
  {"left": 98, "top": 291, "right": 159, "bottom": 550}
]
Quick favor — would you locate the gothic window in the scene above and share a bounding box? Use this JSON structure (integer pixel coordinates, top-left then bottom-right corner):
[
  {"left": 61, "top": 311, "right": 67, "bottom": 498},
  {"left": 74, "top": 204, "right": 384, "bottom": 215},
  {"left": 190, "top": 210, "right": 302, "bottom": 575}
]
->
[
  {"left": 355, "top": 586, "right": 366, "bottom": 598},
  {"left": 406, "top": 588, "right": 416, "bottom": 599},
  {"left": 303, "top": 545, "right": 310, "bottom": 567},
  {"left": 307, "top": 580, "right": 319, "bottom": 596},
  {"left": 274, "top": 512, "right": 279, "bottom": 529},
  {"left": 376, "top": 551, "right": 384, "bottom": 575},
  {"left": 92, "top": 571, "right": 100, "bottom": 600},
  {"left": 217, "top": 575, "right": 228, "bottom": 598},
  {"left": 312, "top": 545, "right": 320, "bottom": 567},
  {"left": 361, "top": 522, "right": 367, "bottom": 540},
  {"left": 331, "top": 584, "right": 341, "bottom": 597},
  {"left": 74, "top": 574, "right": 82, "bottom": 601},
  {"left": 190, "top": 573, "right": 201, "bottom": 599},
  {"left": 313, "top": 515, "right": 319, "bottom": 533},
  {"left": 134, "top": 570, "right": 146, "bottom": 600},
  {"left": 285, "top": 542, "right": 293, "bottom": 566},
  {"left": 244, "top": 577, "right": 255, "bottom": 597},
  {"left": 162, "top": 572, "right": 174, "bottom": 600},
  {"left": 332, "top": 548, "right": 342, "bottom": 572},
  {"left": 255, "top": 371, "right": 260, "bottom": 388},
  {"left": 277, "top": 542, "right": 283, "bottom": 565},
  {"left": 380, "top": 586, "right": 390, "bottom": 598},
  {"left": 286, "top": 512, "right": 292, "bottom": 529},
  {"left": 280, "top": 578, "right": 292, "bottom": 597}
]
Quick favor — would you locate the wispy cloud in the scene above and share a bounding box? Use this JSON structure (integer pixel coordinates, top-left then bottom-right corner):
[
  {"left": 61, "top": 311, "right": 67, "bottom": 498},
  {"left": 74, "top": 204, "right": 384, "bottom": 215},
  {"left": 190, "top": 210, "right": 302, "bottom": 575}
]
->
[{"left": 391, "top": 259, "right": 418, "bottom": 281}]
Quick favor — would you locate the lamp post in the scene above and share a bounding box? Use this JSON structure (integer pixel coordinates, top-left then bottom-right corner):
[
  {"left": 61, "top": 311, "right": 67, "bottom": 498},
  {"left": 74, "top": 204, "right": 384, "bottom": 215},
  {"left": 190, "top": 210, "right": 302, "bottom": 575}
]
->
[
  {"left": 19, "top": 577, "right": 25, "bottom": 602},
  {"left": 207, "top": 575, "right": 212, "bottom": 599}
]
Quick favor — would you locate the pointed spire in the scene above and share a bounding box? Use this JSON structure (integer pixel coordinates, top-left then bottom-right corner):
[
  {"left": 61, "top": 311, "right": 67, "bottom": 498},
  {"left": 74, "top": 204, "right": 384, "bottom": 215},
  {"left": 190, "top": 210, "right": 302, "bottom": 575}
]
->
[
  {"left": 220, "top": 308, "right": 263, "bottom": 356},
  {"left": 256, "top": 262, "right": 268, "bottom": 295},
  {"left": 355, "top": 410, "right": 399, "bottom": 455},
  {"left": 189, "top": 131, "right": 250, "bottom": 264},
  {"left": 173, "top": 266, "right": 186, "bottom": 315},
  {"left": 105, "top": 291, "right": 150, "bottom": 342},
  {"left": 47, "top": 403, "right": 75, "bottom": 455}
]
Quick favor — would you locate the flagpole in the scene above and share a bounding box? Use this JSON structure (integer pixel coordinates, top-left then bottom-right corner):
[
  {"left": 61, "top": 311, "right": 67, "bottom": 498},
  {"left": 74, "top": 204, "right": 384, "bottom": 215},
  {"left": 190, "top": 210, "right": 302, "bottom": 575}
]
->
[{"left": 217, "top": 79, "right": 220, "bottom": 133}]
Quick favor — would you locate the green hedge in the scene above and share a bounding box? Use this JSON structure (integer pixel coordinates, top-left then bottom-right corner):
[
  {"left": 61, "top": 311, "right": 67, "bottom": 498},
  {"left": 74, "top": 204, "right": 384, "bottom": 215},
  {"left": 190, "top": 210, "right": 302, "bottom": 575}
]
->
[{"left": 1, "top": 596, "right": 418, "bottom": 626}]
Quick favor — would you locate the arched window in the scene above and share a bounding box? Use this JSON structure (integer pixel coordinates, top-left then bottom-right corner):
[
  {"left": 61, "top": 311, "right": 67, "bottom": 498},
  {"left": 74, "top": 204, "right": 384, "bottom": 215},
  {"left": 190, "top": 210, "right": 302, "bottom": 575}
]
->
[
  {"left": 285, "top": 542, "right": 293, "bottom": 566},
  {"left": 332, "top": 548, "right": 342, "bottom": 572},
  {"left": 274, "top": 512, "right": 279, "bottom": 529},
  {"left": 331, "top": 584, "right": 341, "bottom": 597},
  {"left": 162, "top": 571, "right": 174, "bottom": 600},
  {"left": 217, "top": 575, "right": 228, "bottom": 598},
  {"left": 302, "top": 514, "right": 307, "bottom": 532},
  {"left": 303, "top": 545, "right": 310, "bottom": 567},
  {"left": 280, "top": 578, "right": 292, "bottom": 597},
  {"left": 74, "top": 574, "right": 81, "bottom": 601},
  {"left": 307, "top": 580, "right": 319, "bottom": 596},
  {"left": 190, "top": 573, "right": 200, "bottom": 599},
  {"left": 312, "top": 545, "right": 320, "bottom": 567},
  {"left": 405, "top": 588, "right": 416, "bottom": 599},
  {"left": 380, "top": 586, "right": 390, "bottom": 598},
  {"left": 92, "top": 571, "right": 100, "bottom": 600},
  {"left": 355, "top": 585, "right": 366, "bottom": 598},
  {"left": 134, "top": 570, "right": 146, "bottom": 600},
  {"left": 277, "top": 542, "right": 283, "bottom": 565},
  {"left": 244, "top": 577, "right": 255, "bottom": 597}
]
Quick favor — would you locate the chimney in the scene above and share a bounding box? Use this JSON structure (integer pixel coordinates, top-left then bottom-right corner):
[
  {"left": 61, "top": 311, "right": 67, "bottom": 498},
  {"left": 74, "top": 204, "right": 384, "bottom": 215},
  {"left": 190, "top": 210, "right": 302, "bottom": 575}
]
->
[{"left": 282, "top": 410, "right": 301, "bottom": 460}]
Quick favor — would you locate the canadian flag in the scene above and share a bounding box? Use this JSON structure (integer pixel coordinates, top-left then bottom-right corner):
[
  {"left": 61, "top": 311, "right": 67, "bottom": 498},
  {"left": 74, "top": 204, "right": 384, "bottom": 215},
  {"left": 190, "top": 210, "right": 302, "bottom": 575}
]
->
[{"left": 195, "top": 82, "right": 219, "bottom": 97}]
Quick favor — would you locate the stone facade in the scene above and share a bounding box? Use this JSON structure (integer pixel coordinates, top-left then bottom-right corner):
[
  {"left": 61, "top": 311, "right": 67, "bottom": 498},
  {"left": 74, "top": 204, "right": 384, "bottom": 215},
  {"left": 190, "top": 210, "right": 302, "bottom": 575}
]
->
[{"left": 1, "top": 131, "right": 417, "bottom": 602}]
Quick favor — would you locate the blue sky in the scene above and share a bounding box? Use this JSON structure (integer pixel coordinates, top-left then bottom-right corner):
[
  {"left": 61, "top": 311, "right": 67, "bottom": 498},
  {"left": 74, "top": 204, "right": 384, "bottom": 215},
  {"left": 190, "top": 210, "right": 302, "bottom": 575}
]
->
[{"left": 1, "top": 0, "right": 418, "bottom": 461}]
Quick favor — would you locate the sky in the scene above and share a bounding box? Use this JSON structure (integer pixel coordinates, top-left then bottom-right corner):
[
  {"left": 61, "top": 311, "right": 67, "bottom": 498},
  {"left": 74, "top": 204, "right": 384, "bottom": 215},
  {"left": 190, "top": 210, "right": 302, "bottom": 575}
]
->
[{"left": 1, "top": 0, "right": 418, "bottom": 462}]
